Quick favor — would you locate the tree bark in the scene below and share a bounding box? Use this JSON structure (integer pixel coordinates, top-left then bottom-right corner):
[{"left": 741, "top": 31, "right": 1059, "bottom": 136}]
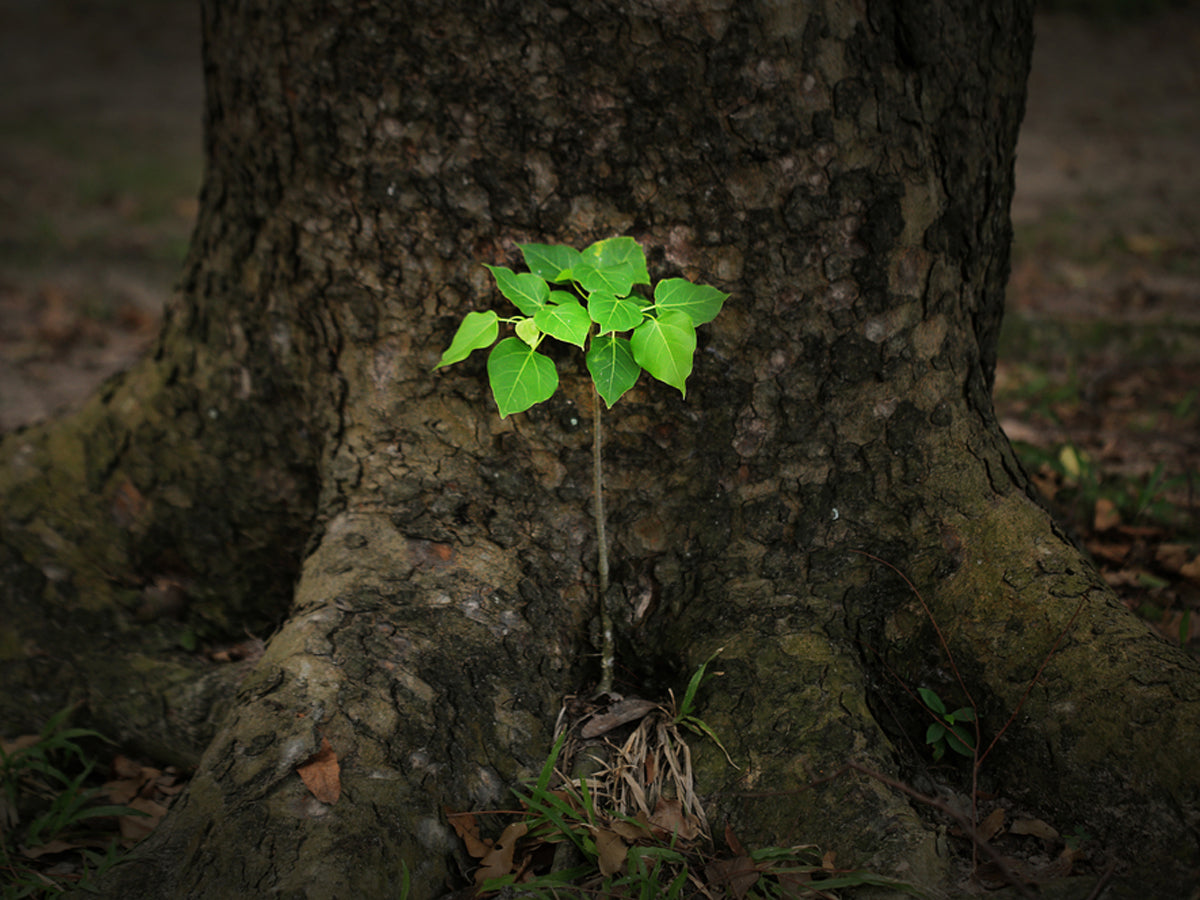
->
[{"left": 1, "top": 0, "right": 1197, "bottom": 896}]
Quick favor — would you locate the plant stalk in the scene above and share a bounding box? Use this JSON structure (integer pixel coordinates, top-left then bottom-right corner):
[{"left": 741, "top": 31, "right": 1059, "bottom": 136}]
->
[{"left": 593, "top": 385, "right": 614, "bottom": 695}]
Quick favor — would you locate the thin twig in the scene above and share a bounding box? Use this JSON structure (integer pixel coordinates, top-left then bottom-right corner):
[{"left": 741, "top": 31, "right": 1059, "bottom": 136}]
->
[
  {"left": 850, "top": 550, "right": 978, "bottom": 723},
  {"left": 1084, "top": 860, "right": 1118, "bottom": 900},
  {"left": 977, "top": 594, "right": 1088, "bottom": 767},
  {"left": 852, "top": 549, "right": 984, "bottom": 857},
  {"left": 841, "top": 762, "right": 1038, "bottom": 900}
]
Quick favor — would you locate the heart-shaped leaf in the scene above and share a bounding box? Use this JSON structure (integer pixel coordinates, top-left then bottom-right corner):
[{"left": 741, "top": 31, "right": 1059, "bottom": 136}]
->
[
  {"left": 435, "top": 310, "right": 499, "bottom": 368},
  {"left": 654, "top": 278, "right": 729, "bottom": 326},
  {"left": 483, "top": 265, "right": 549, "bottom": 315},
  {"left": 574, "top": 262, "right": 637, "bottom": 298},
  {"left": 519, "top": 243, "right": 583, "bottom": 283},
  {"left": 588, "top": 292, "right": 644, "bottom": 333},
  {"left": 581, "top": 237, "right": 650, "bottom": 286},
  {"left": 631, "top": 310, "right": 696, "bottom": 396},
  {"left": 515, "top": 317, "right": 541, "bottom": 348},
  {"left": 487, "top": 338, "right": 558, "bottom": 417},
  {"left": 534, "top": 298, "right": 591, "bottom": 348},
  {"left": 586, "top": 334, "right": 640, "bottom": 407}
]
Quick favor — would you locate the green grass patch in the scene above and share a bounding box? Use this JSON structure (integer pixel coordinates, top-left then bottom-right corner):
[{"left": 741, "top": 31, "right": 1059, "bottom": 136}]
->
[{"left": 0, "top": 707, "right": 141, "bottom": 897}]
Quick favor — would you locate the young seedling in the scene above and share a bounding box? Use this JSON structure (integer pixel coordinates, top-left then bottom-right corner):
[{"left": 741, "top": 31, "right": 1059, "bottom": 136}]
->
[
  {"left": 435, "top": 237, "right": 728, "bottom": 693},
  {"left": 917, "top": 687, "right": 976, "bottom": 762}
]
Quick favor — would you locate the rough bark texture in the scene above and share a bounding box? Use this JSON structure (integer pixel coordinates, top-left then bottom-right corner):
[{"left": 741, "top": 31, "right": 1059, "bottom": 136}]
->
[{"left": 1, "top": 0, "right": 1197, "bottom": 897}]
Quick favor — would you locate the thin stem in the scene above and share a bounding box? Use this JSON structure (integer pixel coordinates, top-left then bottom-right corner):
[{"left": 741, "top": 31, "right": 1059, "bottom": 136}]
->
[{"left": 593, "top": 385, "right": 614, "bottom": 695}]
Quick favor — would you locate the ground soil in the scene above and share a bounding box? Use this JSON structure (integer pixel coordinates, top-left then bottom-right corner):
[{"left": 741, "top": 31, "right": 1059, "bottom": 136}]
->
[{"left": 1, "top": 4, "right": 1198, "bottom": 629}]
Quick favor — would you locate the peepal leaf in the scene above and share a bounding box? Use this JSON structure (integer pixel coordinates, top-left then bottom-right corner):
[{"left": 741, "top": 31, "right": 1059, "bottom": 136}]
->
[
  {"left": 487, "top": 337, "right": 558, "bottom": 417},
  {"left": 581, "top": 236, "right": 650, "bottom": 286},
  {"left": 515, "top": 316, "right": 541, "bottom": 348},
  {"left": 483, "top": 265, "right": 549, "bottom": 315},
  {"left": 534, "top": 298, "right": 591, "bottom": 348},
  {"left": 435, "top": 310, "right": 499, "bottom": 368},
  {"left": 588, "top": 292, "right": 644, "bottom": 333},
  {"left": 587, "top": 334, "right": 640, "bottom": 408},
  {"left": 632, "top": 310, "right": 696, "bottom": 396},
  {"left": 574, "top": 261, "right": 639, "bottom": 298},
  {"left": 654, "top": 278, "right": 729, "bottom": 326},
  {"left": 297, "top": 736, "right": 341, "bottom": 805},
  {"left": 519, "top": 242, "right": 583, "bottom": 282}
]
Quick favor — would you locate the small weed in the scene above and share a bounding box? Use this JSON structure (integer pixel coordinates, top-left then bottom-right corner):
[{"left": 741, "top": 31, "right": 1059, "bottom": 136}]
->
[
  {"left": 0, "top": 706, "right": 144, "bottom": 898},
  {"left": 670, "top": 649, "right": 736, "bottom": 767},
  {"left": 448, "top": 657, "right": 913, "bottom": 897},
  {"left": 917, "top": 688, "right": 976, "bottom": 762}
]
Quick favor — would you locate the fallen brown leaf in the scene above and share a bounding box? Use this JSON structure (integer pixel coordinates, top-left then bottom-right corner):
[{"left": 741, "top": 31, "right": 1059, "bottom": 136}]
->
[
  {"left": 20, "top": 839, "right": 79, "bottom": 859},
  {"left": 111, "top": 755, "right": 142, "bottom": 780},
  {"left": 978, "top": 807, "right": 1006, "bottom": 842},
  {"left": 649, "top": 797, "right": 699, "bottom": 842},
  {"left": 474, "top": 821, "right": 527, "bottom": 885},
  {"left": 119, "top": 797, "right": 168, "bottom": 843},
  {"left": 580, "top": 698, "right": 660, "bottom": 739},
  {"left": 1181, "top": 556, "right": 1200, "bottom": 584},
  {"left": 1087, "top": 541, "right": 1131, "bottom": 566},
  {"left": 1155, "top": 543, "right": 1191, "bottom": 573},
  {"left": 1010, "top": 817, "right": 1058, "bottom": 841},
  {"left": 0, "top": 733, "right": 43, "bottom": 756},
  {"left": 706, "top": 855, "right": 760, "bottom": 900},
  {"left": 724, "top": 823, "right": 746, "bottom": 857},
  {"left": 610, "top": 818, "right": 650, "bottom": 842},
  {"left": 592, "top": 827, "right": 627, "bottom": 876},
  {"left": 1093, "top": 497, "right": 1121, "bottom": 532},
  {"left": 445, "top": 808, "right": 491, "bottom": 859},
  {"left": 778, "top": 870, "right": 815, "bottom": 898},
  {"left": 296, "top": 736, "right": 340, "bottom": 805}
]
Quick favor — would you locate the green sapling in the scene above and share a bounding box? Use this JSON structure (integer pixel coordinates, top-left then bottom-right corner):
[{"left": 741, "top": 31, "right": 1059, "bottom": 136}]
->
[{"left": 435, "top": 236, "right": 729, "bottom": 692}]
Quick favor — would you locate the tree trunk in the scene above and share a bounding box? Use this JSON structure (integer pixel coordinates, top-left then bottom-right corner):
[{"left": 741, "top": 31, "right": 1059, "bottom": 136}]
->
[{"left": 1, "top": 0, "right": 1197, "bottom": 896}]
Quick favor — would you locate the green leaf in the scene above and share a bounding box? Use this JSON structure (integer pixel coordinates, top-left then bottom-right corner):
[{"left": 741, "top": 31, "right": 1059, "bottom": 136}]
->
[
  {"left": 952, "top": 707, "right": 976, "bottom": 722},
  {"left": 917, "top": 687, "right": 946, "bottom": 716},
  {"left": 631, "top": 311, "right": 696, "bottom": 396},
  {"left": 581, "top": 237, "right": 650, "bottom": 286},
  {"left": 434, "top": 310, "right": 499, "bottom": 368},
  {"left": 947, "top": 726, "right": 976, "bottom": 756},
  {"left": 586, "top": 334, "right": 640, "bottom": 408},
  {"left": 519, "top": 243, "right": 583, "bottom": 282},
  {"left": 677, "top": 648, "right": 723, "bottom": 721},
  {"left": 588, "top": 292, "right": 645, "bottom": 333},
  {"left": 536, "top": 732, "right": 568, "bottom": 793},
  {"left": 925, "top": 722, "right": 946, "bottom": 745},
  {"left": 574, "top": 261, "right": 638, "bottom": 297},
  {"left": 534, "top": 298, "right": 591, "bottom": 348},
  {"left": 654, "top": 278, "right": 729, "bottom": 326},
  {"left": 483, "top": 264, "right": 549, "bottom": 315},
  {"left": 515, "top": 316, "right": 541, "bottom": 348},
  {"left": 678, "top": 715, "right": 737, "bottom": 767},
  {"left": 487, "top": 337, "right": 558, "bottom": 417}
]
